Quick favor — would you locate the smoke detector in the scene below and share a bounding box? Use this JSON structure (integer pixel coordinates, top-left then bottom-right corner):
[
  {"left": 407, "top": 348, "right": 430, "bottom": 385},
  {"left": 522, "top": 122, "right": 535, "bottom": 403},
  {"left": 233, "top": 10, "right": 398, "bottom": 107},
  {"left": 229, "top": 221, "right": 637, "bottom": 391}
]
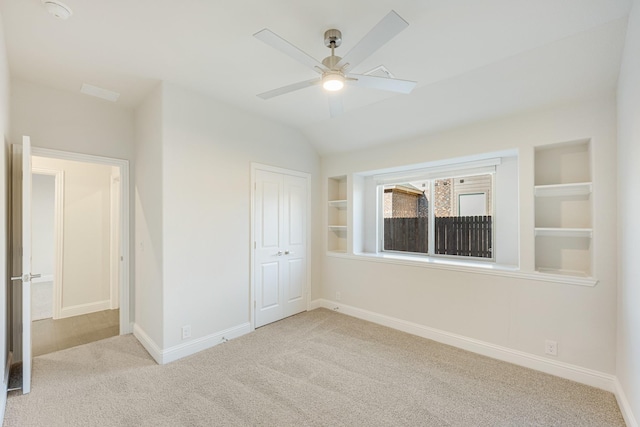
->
[{"left": 42, "top": 1, "right": 73, "bottom": 20}]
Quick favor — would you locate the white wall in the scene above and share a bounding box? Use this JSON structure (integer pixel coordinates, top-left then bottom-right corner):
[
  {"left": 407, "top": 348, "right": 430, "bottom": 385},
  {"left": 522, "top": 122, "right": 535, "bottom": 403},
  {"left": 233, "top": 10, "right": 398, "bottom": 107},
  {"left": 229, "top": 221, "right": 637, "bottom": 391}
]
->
[
  {"left": 321, "top": 96, "right": 618, "bottom": 376},
  {"left": 133, "top": 82, "right": 321, "bottom": 358},
  {"left": 10, "top": 78, "right": 135, "bottom": 320},
  {"left": 161, "top": 82, "right": 321, "bottom": 349},
  {"left": 617, "top": 0, "right": 640, "bottom": 423},
  {"left": 134, "top": 84, "right": 164, "bottom": 348},
  {"left": 32, "top": 156, "right": 114, "bottom": 316},
  {"left": 10, "top": 79, "right": 134, "bottom": 161},
  {"left": 0, "top": 8, "right": 10, "bottom": 419}
]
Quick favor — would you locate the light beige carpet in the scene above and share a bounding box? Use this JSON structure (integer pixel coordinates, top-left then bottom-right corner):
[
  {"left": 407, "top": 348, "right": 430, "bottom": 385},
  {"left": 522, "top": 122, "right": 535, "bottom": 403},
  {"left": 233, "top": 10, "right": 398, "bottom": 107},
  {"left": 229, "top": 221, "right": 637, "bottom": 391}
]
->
[{"left": 4, "top": 309, "right": 625, "bottom": 426}]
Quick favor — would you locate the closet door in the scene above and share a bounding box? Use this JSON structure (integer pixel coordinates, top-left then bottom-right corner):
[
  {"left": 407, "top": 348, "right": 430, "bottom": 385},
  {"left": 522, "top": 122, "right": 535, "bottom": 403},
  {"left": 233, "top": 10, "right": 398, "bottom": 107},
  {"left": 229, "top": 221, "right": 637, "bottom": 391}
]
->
[{"left": 253, "top": 167, "right": 308, "bottom": 328}]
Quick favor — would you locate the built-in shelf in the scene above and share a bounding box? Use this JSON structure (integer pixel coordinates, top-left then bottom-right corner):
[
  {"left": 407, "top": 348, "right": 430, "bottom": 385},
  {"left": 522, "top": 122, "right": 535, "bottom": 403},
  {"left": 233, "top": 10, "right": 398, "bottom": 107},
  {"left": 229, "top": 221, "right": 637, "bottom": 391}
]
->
[
  {"left": 534, "top": 228, "right": 592, "bottom": 238},
  {"left": 328, "top": 200, "right": 347, "bottom": 208},
  {"left": 328, "top": 225, "right": 347, "bottom": 231},
  {"left": 534, "top": 140, "right": 592, "bottom": 278},
  {"left": 328, "top": 175, "right": 348, "bottom": 253},
  {"left": 534, "top": 182, "right": 592, "bottom": 197}
]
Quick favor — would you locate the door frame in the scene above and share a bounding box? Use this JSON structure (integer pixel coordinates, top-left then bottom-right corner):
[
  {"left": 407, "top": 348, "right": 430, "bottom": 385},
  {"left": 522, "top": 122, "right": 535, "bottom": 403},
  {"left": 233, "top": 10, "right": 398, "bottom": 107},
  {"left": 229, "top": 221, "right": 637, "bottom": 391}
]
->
[
  {"left": 250, "top": 163, "right": 311, "bottom": 331},
  {"left": 31, "top": 147, "right": 132, "bottom": 334}
]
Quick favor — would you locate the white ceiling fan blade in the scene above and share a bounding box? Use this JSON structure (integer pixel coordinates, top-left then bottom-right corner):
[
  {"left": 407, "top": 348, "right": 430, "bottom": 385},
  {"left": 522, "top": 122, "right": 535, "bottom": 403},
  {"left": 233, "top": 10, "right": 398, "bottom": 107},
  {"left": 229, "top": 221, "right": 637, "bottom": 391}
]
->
[
  {"left": 328, "top": 94, "right": 344, "bottom": 118},
  {"left": 335, "top": 10, "right": 409, "bottom": 72},
  {"left": 257, "top": 78, "right": 321, "bottom": 100},
  {"left": 254, "top": 29, "right": 328, "bottom": 73},
  {"left": 346, "top": 73, "right": 417, "bottom": 94}
]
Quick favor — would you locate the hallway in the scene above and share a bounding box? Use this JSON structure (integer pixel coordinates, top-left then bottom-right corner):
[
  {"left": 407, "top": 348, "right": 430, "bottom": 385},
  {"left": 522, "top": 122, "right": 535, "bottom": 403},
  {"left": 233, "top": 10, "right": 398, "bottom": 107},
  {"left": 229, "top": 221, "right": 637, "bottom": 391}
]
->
[{"left": 31, "top": 309, "right": 119, "bottom": 357}]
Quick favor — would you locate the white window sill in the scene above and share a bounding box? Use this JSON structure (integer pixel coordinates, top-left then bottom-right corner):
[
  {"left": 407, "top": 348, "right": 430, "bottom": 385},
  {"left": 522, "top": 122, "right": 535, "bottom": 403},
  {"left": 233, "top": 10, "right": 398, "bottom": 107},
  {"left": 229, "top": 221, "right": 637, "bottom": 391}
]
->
[{"left": 326, "top": 251, "right": 598, "bottom": 287}]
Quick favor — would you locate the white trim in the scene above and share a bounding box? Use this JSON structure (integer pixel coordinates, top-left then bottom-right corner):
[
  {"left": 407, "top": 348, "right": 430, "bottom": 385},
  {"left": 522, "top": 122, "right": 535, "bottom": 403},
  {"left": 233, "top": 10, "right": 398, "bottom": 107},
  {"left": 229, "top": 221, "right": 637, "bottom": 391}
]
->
[
  {"left": 250, "top": 166, "right": 256, "bottom": 331},
  {"left": 328, "top": 251, "right": 598, "bottom": 287},
  {"left": 109, "top": 172, "right": 120, "bottom": 310},
  {"left": 59, "top": 300, "right": 112, "bottom": 319},
  {"left": 372, "top": 158, "right": 501, "bottom": 184},
  {"left": 0, "top": 352, "right": 12, "bottom": 421},
  {"left": 133, "top": 322, "right": 252, "bottom": 365},
  {"left": 250, "top": 163, "right": 312, "bottom": 331},
  {"left": 133, "top": 323, "right": 163, "bottom": 364},
  {"left": 614, "top": 377, "right": 639, "bottom": 427},
  {"left": 161, "top": 323, "right": 251, "bottom": 364},
  {"left": 31, "top": 147, "right": 132, "bottom": 334},
  {"left": 310, "top": 299, "right": 616, "bottom": 391},
  {"left": 32, "top": 167, "right": 64, "bottom": 320}
]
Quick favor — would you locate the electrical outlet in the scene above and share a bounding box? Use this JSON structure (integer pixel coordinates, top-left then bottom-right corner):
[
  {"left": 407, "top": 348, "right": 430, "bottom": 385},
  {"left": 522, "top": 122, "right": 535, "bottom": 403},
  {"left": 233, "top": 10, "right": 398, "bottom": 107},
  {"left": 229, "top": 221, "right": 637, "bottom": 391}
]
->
[
  {"left": 336, "top": 291, "right": 341, "bottom": 301},
  {"left": 545, "top": 339, "right": 558, "bottom": 356},
  {"left": 181, "top": 325, "right": 191, "bottom": 340}
]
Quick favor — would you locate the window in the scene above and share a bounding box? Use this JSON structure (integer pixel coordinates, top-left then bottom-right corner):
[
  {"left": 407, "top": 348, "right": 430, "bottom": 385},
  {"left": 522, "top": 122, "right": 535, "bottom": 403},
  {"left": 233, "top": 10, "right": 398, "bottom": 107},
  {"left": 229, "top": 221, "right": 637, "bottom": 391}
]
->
[{"left": 381, "top": 173, "right": 494, "bottom": 260}]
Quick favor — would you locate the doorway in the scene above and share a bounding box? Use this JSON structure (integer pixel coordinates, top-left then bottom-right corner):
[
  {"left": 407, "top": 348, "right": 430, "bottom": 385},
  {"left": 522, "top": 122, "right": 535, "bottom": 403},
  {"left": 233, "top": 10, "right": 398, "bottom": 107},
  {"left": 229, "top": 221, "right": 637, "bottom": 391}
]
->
[
  {"left": 9, "top": 143, "right": 130, "bottom": 394},
  {"left": 30, "top": 156, "right": 123, "bottom": 356},
  {"left": 31, "top": 147, "right": 131, "bottom": 356}
]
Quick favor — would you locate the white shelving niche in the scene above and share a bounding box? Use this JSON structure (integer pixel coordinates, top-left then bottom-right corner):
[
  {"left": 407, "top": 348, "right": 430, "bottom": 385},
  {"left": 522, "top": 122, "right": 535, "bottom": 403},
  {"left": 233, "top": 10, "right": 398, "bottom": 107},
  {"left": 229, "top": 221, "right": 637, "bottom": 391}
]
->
[
  {"left": 534, "top": 140, "right": 593, "bottom": 278},
  {"left": 327, "top": 175, "right": 348, "bottom": 253}
]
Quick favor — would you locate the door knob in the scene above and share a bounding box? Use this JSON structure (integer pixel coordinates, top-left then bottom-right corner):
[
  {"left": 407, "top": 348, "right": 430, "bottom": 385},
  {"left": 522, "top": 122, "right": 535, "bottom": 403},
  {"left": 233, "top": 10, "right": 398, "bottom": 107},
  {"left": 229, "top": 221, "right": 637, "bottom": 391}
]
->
[{"left": 10, "top": 273, "right": 42, "bottom": 282}]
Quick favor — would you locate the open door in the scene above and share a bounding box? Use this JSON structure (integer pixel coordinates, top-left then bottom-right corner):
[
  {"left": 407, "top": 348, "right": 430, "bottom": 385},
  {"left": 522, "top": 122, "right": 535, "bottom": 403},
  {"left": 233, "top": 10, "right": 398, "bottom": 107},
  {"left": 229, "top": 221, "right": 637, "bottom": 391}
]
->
[{"left": 10, "top": 136, "right": 34, "bottom": 394}]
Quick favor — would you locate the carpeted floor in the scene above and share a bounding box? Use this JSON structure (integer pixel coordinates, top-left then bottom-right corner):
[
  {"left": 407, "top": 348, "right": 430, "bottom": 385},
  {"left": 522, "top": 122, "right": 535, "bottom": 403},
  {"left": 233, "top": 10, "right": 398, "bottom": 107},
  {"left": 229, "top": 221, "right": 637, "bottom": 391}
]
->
[{"left": 3, "top": 308, "right": 625, "bottom": 426}]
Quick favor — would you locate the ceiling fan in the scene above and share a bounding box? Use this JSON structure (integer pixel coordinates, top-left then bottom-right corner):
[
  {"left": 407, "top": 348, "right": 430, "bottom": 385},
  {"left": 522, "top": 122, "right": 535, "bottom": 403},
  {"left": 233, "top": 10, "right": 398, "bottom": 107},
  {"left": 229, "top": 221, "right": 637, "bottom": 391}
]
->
[{"left": 254, "top": 10, "right": 417, "bottom": 117}]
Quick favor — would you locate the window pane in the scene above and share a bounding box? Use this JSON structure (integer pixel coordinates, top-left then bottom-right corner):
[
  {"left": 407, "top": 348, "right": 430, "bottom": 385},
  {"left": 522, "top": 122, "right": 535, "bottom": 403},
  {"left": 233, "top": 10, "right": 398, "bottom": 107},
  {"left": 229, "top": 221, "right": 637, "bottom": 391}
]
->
[
  {"left": 383, "top": 182, "right": 429, "bottom": 254},
  {"left": 434, "top": 175, "right": 493, "bottom": 258}
]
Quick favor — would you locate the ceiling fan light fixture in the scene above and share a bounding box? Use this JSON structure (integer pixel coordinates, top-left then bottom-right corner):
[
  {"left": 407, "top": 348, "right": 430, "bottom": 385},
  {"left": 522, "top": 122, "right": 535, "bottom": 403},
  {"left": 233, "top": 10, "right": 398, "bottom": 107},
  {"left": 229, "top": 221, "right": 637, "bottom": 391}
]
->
[{"left": 322, "top": 73, "right": 345, "bottom": 92}]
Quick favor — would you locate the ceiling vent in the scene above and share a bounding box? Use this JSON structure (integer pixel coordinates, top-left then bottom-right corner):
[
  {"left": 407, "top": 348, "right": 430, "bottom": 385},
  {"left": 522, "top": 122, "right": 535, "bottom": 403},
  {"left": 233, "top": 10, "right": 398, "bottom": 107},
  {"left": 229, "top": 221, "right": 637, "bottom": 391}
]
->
[
  {"left": 80, "top": 83, "right": 120, "bottom": 102},
  {"left": 42, "top": 1, "right": 73, "bottom": 20}
]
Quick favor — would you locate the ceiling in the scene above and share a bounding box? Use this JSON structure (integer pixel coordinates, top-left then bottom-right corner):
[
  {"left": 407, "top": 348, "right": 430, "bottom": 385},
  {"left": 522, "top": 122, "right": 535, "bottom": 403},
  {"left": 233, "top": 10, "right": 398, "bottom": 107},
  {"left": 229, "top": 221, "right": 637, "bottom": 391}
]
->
[{"left": 0, "top": 0, "right": 632, "bottom": 155}]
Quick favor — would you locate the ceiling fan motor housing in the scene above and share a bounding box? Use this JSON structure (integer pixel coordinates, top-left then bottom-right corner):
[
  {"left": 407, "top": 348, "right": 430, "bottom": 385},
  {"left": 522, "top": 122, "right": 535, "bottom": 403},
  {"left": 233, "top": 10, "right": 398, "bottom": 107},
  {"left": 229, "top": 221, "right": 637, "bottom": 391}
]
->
[{"left": 322, "top": 55, "right": 342, "bottom": 69}]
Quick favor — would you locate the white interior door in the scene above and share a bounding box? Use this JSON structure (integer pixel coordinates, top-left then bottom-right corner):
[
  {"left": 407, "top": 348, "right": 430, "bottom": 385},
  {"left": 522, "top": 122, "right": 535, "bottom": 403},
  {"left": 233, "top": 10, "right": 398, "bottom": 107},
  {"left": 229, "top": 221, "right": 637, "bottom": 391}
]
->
[
  {"left": 282, "top": 175, "right": 307, "bottom": 318},
  {"left": 253, "top": 167, "right": 308, "bottom": 328},
  {"left": 10, "top": 136, "right": 34, "bottom": 394}
]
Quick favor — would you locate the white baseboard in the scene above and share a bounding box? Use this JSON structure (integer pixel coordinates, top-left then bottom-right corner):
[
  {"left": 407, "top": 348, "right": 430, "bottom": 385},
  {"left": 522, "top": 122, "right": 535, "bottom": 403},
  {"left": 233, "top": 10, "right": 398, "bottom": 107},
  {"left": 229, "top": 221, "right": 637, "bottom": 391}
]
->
[
  {"left": 133, "top": 322, "right": 252, "bottom": 365},
  {"left": 161, "top": 322, "right": 251, "bottom": 364},
  {"left": 614, "top": 377, "right": 639, "bottom": 427},
  {"left": 133, "top": 324, "right": 163, "bottom": 364},
  {"left": 310, "top": 299, "right": 616, "bottom": 392},
  {"left": 59, "top": 300, "right": 111, "bottom": 319}
]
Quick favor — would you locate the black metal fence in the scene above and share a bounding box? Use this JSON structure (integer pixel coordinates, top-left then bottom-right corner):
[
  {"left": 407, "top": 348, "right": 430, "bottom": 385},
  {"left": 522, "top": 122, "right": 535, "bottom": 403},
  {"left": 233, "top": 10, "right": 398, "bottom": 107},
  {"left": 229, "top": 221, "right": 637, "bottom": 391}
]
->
[{"left": 384, "top": 216, "right": 492, "bottom": 258}]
